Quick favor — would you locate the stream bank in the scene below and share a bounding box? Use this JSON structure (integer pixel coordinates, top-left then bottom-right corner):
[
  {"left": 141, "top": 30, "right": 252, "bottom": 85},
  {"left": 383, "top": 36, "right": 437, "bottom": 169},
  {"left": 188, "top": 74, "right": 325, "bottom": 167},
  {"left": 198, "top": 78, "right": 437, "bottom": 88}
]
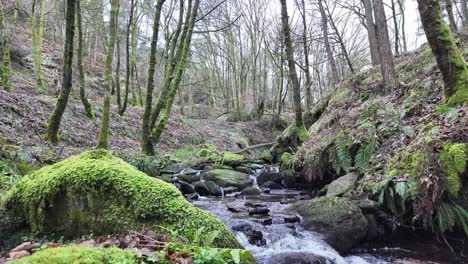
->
[{"left": 162, "top": 160, "right": 466, "bottom": 264}]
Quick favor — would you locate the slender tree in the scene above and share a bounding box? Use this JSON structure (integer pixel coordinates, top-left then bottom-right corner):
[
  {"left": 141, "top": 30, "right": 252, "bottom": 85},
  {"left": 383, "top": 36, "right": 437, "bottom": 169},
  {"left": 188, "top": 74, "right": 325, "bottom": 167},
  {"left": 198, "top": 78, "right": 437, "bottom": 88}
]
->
[
  {"left": 96, "top": 0, "right": 119, "bottom": 149},
  {"left": 444, "top": 0, "right": 458, "bottom": 32},
  {"left": 297, "top": 0, "right": 312, "bottom": 110},
  {"left": 31, "top": 0, "right": 46, "bottom": 92},
  {"left": 462, "top": 0, "right": 468, "bottom": 28},
  {"left": 280, "top": 0, "right": 308, "bottom": 141},
  {"left": 362, "top": 0, "right": 380, "bottom": 66},
  {"left": 46, "top": 0, "right": 76, "bottom": 144},
  {"left": 318, "top": 0, "right": 339, "bottom": 82},
  {"left": 141, "top": 0, "right": 166, "bottom": 155},
  {"left": 417, "top": 0, "right": 468, "bottom": 106},
  {"left": 0, "top": 0, "right": 19, "bottom": 92},
  {"left": 76, "top": 0, "right": 95, "bottom": 120},
  {"left": 119, "top": 0, "right": 136, "bottom": 116},
  {"left": 152, "top": 0, "right": 200, "bottom": 145},
  {"left": 373, "top": 0, "right": 399, "bottom": 92}
]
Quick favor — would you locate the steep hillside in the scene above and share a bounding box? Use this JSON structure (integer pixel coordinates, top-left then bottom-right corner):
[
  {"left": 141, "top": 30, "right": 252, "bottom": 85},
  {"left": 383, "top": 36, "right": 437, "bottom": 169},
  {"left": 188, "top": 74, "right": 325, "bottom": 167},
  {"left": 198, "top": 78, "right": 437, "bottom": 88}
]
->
[{"left": 282, "top": 32, "right": 468, "bottom": 240}]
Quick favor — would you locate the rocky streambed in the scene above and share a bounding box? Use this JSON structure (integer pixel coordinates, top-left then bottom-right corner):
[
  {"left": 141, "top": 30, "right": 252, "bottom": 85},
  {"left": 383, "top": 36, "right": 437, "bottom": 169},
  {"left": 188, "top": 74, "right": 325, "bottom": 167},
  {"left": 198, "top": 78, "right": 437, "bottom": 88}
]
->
[{"left": 165, "top": 162, "right": 463, "bottom": 264}]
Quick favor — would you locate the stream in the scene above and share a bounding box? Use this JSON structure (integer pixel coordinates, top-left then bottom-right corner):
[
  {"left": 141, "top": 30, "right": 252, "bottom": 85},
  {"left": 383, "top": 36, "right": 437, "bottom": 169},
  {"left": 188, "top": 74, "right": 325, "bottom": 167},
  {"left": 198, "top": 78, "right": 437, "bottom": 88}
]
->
[{"left": 175, "top": 164, "right": 458, "bottom": 264}]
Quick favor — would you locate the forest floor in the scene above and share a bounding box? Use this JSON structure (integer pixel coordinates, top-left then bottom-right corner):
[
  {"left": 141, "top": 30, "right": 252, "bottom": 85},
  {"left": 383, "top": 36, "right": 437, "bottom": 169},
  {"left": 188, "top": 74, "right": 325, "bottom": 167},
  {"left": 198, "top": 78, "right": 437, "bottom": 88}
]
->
[{"left": 0, "top": 89, "right": 276, "bottom": 167}]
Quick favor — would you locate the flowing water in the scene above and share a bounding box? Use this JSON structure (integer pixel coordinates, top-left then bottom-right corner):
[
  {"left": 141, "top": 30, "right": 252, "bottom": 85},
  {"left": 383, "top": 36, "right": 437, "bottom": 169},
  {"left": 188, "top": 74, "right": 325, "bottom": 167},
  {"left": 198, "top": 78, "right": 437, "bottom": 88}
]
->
[{"left": 186, "top": 165, "right": 458, "bottom": 264}]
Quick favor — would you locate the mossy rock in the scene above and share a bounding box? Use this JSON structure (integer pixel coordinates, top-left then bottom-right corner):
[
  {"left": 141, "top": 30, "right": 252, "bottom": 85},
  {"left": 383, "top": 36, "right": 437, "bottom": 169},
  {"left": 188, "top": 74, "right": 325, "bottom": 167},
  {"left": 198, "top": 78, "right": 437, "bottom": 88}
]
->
[
  {"left": 11, "top": 246, "right": 139, "bottom": 264},
  {"left": 1, "top": 150, "right": 242, "bottom": 248},
  {"left": 222, "top": 152, "right": 245, "bottom": 166},
  {"left": 292, "top": 197, "right": 368, "bottom": 253},
  {"left": 204, "top": 169, "right": 253, "bottom": 190}
]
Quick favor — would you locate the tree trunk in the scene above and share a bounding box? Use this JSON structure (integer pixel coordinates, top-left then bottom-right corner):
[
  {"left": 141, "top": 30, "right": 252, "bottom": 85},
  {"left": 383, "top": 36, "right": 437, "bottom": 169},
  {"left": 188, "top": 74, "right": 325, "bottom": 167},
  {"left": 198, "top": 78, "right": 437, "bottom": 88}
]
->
[
  {"left": 152, "top": 0, "right": 200, "bottom": 145},
  {"left": 97, "top": 0, "right": 119, "bottom": 149},
  {"left": 397, "top": 0, "right": 408, "bottom": 52},
  {"left": 280, "top": 0, "right": 308, "bottom": 141},
  {"left": 462, "top": 0, "right": 468, "bottom": 28},
  {"left": 444, "top": 0, "right": 458, "bottom": 32},
  {"left": 76, "top": 0, "right": 95, "bottom": 120},
  {"left": 46, "top": 0, "right": 76, "bottom": 144},
  {"left": 0, "top": 0, "right": 18, "bottom": 92},
  {"left": 119, "top": 0, "right": 135, "bottom": 116},
  {"left": 299, "top": 0, "right": 312, "bottom": 110},
  {"left": 373, "top": 0, "right": 399, "bottom": 93},
  {"left": 115, "top": 35, "right": 122, "bottom": 110},
  {"left": 318, "top": 0, "right": 339, "bottom": 82},
  {"left": 391, "top": 0, "right": 399, "bottom": 55},
  {"left": 362, "top": 0, "right": 380, "bottom": 65},
  {"left": 31, "top": 0, "right": 46, "bottom": 92},
  {"left": 141, "top": 0, "right": 165, "bottom": 155},
  {"left": 417, "top": 0, "right": 468, "bottom": 106},
  {"left": 149, "top": 0, "right": 184, "bottom": 129}
]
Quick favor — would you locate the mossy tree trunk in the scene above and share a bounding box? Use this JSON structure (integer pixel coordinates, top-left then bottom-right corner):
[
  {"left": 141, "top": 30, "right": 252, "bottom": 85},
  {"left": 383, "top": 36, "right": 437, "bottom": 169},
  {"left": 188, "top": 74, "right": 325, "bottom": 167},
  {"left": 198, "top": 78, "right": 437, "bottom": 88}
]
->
[
  {"left": 115, "top": 35, "right": 122, "bottom": 111},
  {"left": 373, "top": 0, "right": 399, "bottom": 93},
  {"left": 417, "top": 0, "right": 468, "bottom": 107},
  {"left": 31, "top": 0, "right": 46, "bottom": 92},
  {"left": 76, "top": 0, "right": 95, "bottom": 120},
  {"left": 362, "top": 0, "right": 380, "bottom": 66},
  {"left": 280, "top": 0, "right": 308, "bottom": 142},
  {"left": 0, "top": 0, "right": 19, "bottom": 92},
  {"left": 96, "top": 0, "right": 119, "bottom": 149},
  {"left": 141, "top": 0, "right": 166, "bottom": 155},
  {"left": 152, "top": 0, "right": 200, "bottom": 145},
  {"left": 149, "top": 0, "right": 185, "bottom": 129},
  {"left": 46, "top": 0, "right": 76, "bottom": 144},
  {"left": 119, "top": 0, "right": 136, "bottom": 116}
]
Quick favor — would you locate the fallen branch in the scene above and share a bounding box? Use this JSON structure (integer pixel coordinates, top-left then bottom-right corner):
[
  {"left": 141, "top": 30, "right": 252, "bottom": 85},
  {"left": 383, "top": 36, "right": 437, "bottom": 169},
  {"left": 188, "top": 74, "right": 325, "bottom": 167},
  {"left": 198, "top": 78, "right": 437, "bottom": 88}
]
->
[{"left": 233, "top": 142, "right": 275, "bottom": 154}]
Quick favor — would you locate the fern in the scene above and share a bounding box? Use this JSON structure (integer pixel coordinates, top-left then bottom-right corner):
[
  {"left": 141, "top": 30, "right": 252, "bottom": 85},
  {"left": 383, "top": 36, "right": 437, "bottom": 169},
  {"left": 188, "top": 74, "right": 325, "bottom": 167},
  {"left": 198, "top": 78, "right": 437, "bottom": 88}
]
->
[
  {"left": 334, "top": 133, "right": 352, "bottom": 174},
  {"left": 434, "top": 202, "right": 468, "bottom": 237}
]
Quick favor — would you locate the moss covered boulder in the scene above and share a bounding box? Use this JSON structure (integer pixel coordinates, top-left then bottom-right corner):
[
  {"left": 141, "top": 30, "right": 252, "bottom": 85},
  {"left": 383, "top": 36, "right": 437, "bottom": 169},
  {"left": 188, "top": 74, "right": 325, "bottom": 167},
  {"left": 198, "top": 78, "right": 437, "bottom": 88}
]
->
[
  {"left": 291, "top": 197, "right": 368, "bottom": 253},
  {"left": 1, "top": 150, "right": 241, "bottom": 248},
  {"left": 11, "top": 246, "right": 138, "bottom": 264},
  {"left": 204, "top": 169, "right": 253, "bottom": 190}
]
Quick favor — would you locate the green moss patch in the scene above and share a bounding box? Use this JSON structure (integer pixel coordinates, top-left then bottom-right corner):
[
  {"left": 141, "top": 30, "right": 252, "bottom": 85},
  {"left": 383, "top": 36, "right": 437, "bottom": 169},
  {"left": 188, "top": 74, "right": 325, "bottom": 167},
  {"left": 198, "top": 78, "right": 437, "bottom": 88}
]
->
[
  {"left": 11, "top": 246, "right": 138, "bottom": 264},
  {"left": 2, "top": 150, "right": 241, "bottom": 248},
  {"left": 439, "top": 143, "right": 468, "bottom": 199}
]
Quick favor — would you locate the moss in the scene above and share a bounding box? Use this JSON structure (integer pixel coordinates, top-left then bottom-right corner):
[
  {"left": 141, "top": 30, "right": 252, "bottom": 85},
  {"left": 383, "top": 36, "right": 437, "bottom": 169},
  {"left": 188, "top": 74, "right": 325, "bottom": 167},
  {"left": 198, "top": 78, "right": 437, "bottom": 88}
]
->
[
  {"left": 221, "top": 152, "right": 245, "bottom": 166},
  {"left": 2, "top": 150, "right": 241, "bottom": 248},
  {"left": 439, "top": 143, "right": 468, "bottom": 199},
  {"left": 11, "top": 246, "right": 139, "bottom": 264},
  {"left": 447, "top": 86, "right": 468, "bottom": 107},
  {"left": 388, "top": 150, "right": 429, "bottom": 178}
]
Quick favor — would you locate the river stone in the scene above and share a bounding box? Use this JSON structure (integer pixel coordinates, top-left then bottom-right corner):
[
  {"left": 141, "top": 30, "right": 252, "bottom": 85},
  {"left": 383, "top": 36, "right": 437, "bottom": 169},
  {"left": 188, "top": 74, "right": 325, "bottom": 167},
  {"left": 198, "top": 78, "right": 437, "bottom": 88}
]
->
[
  {"left": 221, "top": 152, "right": 245, "bottom": 166},
  {"left": 232, "top": 222, "right": 266, "bottom": 246},
  {"left": 248, "top": 207, "right": 269, "bottom": 215},
  {"left": 292, "top": 197, "right": 368, "bottom": 253},
  {"left": 178, "top": 181, "right": 195, "bottom": 195},
  {"left": 261, "top": 181, "right": 283, "bottom": 189},
  {"left": 178, "top": 173, "right": 200, "bottom": 183},
  {"left": 257, "top": 172, "right": 284, "bottom": 186},
  {"left": 235, "top": 166, "right": 251, "bottom": 174},
  {"left": 194, "top": 181, "right": 222, "bottom": 197},
  {"left": 268, "top": 252, "right": 329, "bottom": 264},
  {"left": 241, "top": 187, "right": 261, "bottom": 196},
  {"left": 326, "top": 172, "right": 358, "bottom": 197},
  {"left": 204, "top": 169, "right": 253, "bottom": 190},
  {"left": 155, "top": 174, "right": 175, "bottom": 183},
  {"left": 223, "top": 187, "right": 239, "bottom": 194}
]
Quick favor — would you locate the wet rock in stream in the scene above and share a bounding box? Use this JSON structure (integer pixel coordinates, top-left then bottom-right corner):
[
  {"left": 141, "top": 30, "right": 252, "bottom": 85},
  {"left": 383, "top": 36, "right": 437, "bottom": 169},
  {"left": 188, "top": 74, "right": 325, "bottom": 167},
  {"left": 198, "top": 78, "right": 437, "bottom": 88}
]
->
[
  {"left": 267, "top": 252, "right": 329, "bottom": 264},
  {"left": 232, "top": 223, "right": 266, "bottom": 247}
]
